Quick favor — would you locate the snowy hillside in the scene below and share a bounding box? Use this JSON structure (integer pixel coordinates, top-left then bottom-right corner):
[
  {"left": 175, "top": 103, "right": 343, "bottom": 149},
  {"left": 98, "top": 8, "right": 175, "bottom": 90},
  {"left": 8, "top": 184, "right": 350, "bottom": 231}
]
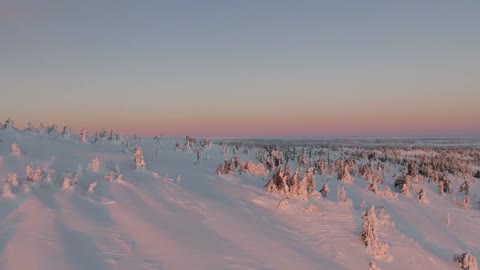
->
[{"left": 0, "top": 126, "right": 479, "bottom": 270}]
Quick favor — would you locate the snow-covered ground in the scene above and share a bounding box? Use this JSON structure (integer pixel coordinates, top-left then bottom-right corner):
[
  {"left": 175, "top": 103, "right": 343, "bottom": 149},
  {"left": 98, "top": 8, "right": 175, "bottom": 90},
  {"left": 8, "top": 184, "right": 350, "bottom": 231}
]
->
[{"left": 0, "top": 128, "right": 479, "bottom": 270}]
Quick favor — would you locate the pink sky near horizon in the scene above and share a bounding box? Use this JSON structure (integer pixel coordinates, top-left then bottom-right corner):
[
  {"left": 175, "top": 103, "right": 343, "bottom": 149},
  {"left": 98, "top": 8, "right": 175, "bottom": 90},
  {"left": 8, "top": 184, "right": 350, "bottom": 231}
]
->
[
  {"left": 2, "top": 1, "right": 479, "bottom": 138},
  {"left": 8, "top": 102, "right": 479, "bottom": 137}
]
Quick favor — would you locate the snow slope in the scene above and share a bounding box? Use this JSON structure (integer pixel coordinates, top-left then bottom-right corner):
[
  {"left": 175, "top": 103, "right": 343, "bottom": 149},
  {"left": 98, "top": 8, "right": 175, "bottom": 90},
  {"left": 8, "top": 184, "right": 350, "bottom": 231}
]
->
[{"left": 0, "top": 129, "right": 479, "bottom": 270}]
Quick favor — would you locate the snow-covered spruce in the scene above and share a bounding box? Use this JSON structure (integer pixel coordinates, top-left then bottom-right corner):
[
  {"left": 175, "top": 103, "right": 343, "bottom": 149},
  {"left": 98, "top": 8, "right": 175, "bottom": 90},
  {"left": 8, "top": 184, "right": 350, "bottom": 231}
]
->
[
  {"left": 361, "top": 206, "right": 391, "bottom": 260},
  {"left": 265, "top": 167, "right": 290, "bottom": 198},
  {"left": 337, "top": 186, "right": 351, "bottom": 206},
  {"left": 134, "top": 147, "right": 146, "bottom": 169},
  {"left": 3, "top": 118, "right": 14, "bottom": 129},
  {"left": 62, "top": 172, "right": 78, "bottom": 188},
  {"left": 11, "top": 143, "right": 21, "bottom": 156},
  {"left": 319, "top": 182, "right": 330, "bottom": 198},
  {"left": 454, "top": 252, "right": 478, "bottom": 270},
  {"left": 367, "top": 181, "right": 379, "bottom": 194},
  {"left": 417, "top": 188, "right": 429, "bottom": 204},
  {"left": 338, "top": 164, "right": 353, "bottom": 184},
  {"left": 2, "top": 182, "right": 15, "bottom": 199},
  {"left": 278, "top": 199, "right": 289, "bottom": 209},
  {"left": 7, "top": 173, "right": 19, "bottom": 186},
  {"left": 88, "top": 157, "right": 104, "bottom": 173},
  {"left": 80, "top": 128, "right": 88, "bottom": 143},
  {"left": 459, "top": 180, "right": 470, "bottom": 196},
  {"left": 459, "top": 195, "right": 471, "bottom": 209},
  {"left": 217, "top": 159, "right": 235, "bottom": 175},
  {"left": 394, "top": 173, "right": 412, "bottom": 196},
  {"left": 88, "top": 182, "right": 97, "bottom": 193},
  {"left": 62, "top": 126, "right": 71, "bottom": 138}
]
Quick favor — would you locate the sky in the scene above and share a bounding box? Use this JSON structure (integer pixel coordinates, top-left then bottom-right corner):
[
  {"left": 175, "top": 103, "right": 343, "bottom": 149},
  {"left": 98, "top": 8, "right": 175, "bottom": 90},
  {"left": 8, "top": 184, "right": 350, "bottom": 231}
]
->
[{"left": 1, "top": 1, "right": 479, "bottom": 137}]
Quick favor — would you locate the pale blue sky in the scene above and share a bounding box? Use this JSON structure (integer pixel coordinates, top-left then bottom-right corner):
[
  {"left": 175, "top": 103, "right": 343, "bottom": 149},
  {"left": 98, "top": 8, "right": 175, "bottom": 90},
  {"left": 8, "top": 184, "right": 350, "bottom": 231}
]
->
[{"left": 1, "top": 1, "right": 479, "bottom": 136}]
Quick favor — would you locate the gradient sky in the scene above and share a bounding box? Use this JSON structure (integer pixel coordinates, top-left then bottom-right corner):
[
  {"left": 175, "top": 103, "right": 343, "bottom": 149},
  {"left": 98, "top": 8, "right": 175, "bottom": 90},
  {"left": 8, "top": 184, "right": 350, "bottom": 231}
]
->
[{"left": 1, "top": 1, "right": 479, "bottom": 137}]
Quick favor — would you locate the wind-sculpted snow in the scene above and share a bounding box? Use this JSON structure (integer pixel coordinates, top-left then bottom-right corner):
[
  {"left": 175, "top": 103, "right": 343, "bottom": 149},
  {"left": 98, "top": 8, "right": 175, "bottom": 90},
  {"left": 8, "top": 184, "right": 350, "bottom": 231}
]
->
[{"left": 0, "top": 129, "right": 479, "bottom": 269}]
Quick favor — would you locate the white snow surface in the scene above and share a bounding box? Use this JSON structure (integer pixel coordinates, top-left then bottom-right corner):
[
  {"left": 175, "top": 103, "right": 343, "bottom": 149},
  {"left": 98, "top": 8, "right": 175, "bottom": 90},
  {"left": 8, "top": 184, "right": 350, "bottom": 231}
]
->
[{"left": 0, "top": 130, "right": 479, "bottom": 270}]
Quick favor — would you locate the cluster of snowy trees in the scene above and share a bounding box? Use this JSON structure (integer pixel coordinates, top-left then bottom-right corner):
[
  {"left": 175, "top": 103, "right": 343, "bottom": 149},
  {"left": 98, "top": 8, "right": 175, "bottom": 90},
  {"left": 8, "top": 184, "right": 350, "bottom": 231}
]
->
[
  {"left": 264, "top": 167, "right": 316, "bottom": 200},
  {"left": 216, "top": 140, "right": 480, "bottom": 210},
  {"left": 216, "top": 156, "right": 267, "bottom": 177}
]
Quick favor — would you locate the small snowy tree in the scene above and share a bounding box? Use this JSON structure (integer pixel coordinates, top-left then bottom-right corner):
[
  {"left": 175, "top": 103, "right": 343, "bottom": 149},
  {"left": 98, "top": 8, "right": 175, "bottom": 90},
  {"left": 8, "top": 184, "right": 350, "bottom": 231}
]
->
[
  {"left": 88, "top": 182, "right": 97, "bottom": 192},
  {"left": 394, "top": 174, "right": 411, "bottom": 196},
  {"left": 338, "top": 186, "right": 351, "bottom": 206},
  {"left": 62, "top": 172, "right": 78, "bottom": 188},
  {"left": 32, "top": 166, "right": 43, "bottom": 182},
  {"left": 454, "top": 251, "right": 478, "bottom": 270},
  {"left": 7, "top": 173, "right": 19, "bottom": 186},
  {"left": 437, "top": 179, "right": 446, "bottom": 196},
  {"left": 62, "top": 126, "right": 71, "bottom": 138},
  {"left": 11, "top": 144, "right": 21, "bottom": 156},
  {"left": 338, "top": 164, "right": 353, "bottom": 184},
  {"left": 80, "top": 128, "right": 88, "bottom": 143},
  {"left": 460, "top": 195, "right": 471, "bottom": 209},
  {"left": 367, "top": 181, "right": 379, "bottom": 195},
  {"left": 320, "top": 182, "right": 330, "bottom": 198},
  {"left": 361, "top": 206, "right": 390, "bottom": 260},
  {"left": 134, "top": 147, "right": 146, "bottom": 169},
  {"left": 418, "top": 188, "right": 429, "bottom": 204},
  {"left": 265, "top": 167, "right": 290, "bottom": 198},
  {"left": 25, "top": 165, "right": 34, "bottom": 182},
  {"left": 4, "top": 118, "right": 14, "bottom": 129},
  {"left": 26, "top": 122, "right": 36, "bottom": 132},
  {"left": 2, "top": 182, "right": 15, "bottom": 199},
  {"left": 459, "top": 181, "right": 470, "bottom": 196},
  {"left": 88, "top": 157, "right": 104, "bottom": 173}
]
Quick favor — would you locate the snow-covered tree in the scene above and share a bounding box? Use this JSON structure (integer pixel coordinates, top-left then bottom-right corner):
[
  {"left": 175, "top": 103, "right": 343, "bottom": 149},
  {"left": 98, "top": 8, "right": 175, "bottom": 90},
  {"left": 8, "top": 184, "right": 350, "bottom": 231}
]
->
[
  {"left": 88, "top": 182, "right": 97, "bottom": 193},
  {"left": 33, "top": 166, "right": 43, "bottom": 182},
  {"left": 295, "top": 168, "right": 315, "bottom": 200},
  {"left": 454, "top": 251, "right": 478, "bottom": 270},
  {"left": 418, "top": 188, "right": 429, "bottom": 204},
  {"left": 25, "top": 165, "right": 34, "bottom": 182},
  {"left": 320, "top": 182, "right": 330, "bottom": 198},
  {"left": 338, "top": 186, "right": 351, "bottom": 206},
  {"left": 2, "top": 182, "right": 15, "bottom": 199},
  {"left": 26, "top": 122, "right": 36, "bottom": 132},
  {"left": 361, "top": 206, "right": 390, "bottom": 260},
  {"left": 62, "top": 126, "right": 71, "bottom": 138},
  {"left": 88, "top": 157, "right": 104, "bottom": 173},
  {"left": 460, "top": 195, "right": 471, "bottom": 209},
  {"left": 217, "top": 159, "right": 235, "bottom": 175},
  {"left": 62, "top": 172, "right": 78, "bottom": 188},
  {"left": 11, "top": 144, "right": 21, "bottom": 156},
  {"left": 265, "top": 167, "right": 290, "bottom": 197},
  {"left": 7, "top": 173, "right": 19, "bottom": 186},
  {"left": 80, "top": 128, "right": 88, "bottom": 143},
  {"left": 338, "top": 164, "right": 353, "bottom": 184},
  {"left": 394, "top": 174, "right": 412, "bottom": 196},
  {"left": 4, "top": 118, "right": 14, "bottom": 129},
  {"left": 459, "top": 181, "right": 470, "bottom": 196},
  {"left": 134, "top": 147, "right": 146, "bottom": 169},
  {"left": 367, "top": 181, "right": 379, "bottom": 194},
  {"left": 241, "top": 160, "right": 268, "bottom": 176},
  {"left": 46, "top": 124, "right": 58, "bottom": 135}
]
